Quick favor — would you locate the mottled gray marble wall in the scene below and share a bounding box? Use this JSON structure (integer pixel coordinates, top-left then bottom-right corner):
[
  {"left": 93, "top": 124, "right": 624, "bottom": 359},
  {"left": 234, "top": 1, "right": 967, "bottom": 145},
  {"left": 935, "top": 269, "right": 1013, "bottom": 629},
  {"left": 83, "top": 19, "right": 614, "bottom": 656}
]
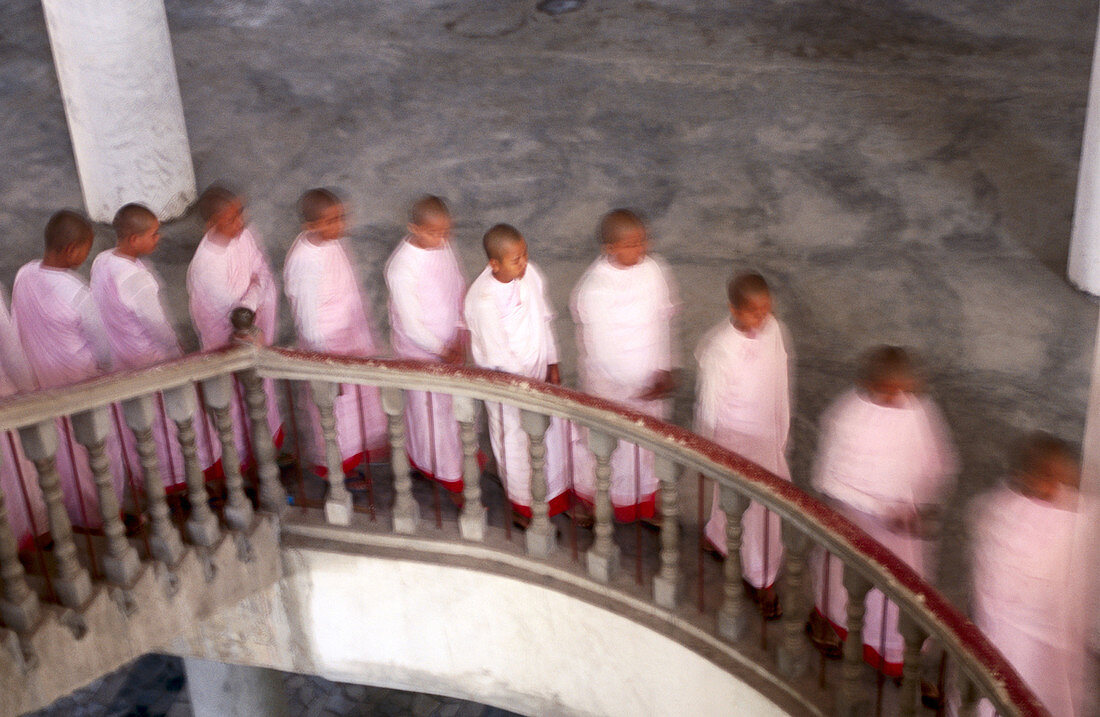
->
[{"left": 1, "top": 0, "right": 1098, "bottom": 605}]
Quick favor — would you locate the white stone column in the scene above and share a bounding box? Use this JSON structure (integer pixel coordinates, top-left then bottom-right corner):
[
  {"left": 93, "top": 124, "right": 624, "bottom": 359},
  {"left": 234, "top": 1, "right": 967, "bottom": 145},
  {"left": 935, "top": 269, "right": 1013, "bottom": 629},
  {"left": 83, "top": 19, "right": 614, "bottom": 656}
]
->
[
  {"left": 40, "top": 0, "right": 196, "bottom": 222},
  {"left": 183, "top": 658, "right": 289, "bottom": 717},
  {"left": 1070, "top": 12, "right": 1100, "bottom": 293}
]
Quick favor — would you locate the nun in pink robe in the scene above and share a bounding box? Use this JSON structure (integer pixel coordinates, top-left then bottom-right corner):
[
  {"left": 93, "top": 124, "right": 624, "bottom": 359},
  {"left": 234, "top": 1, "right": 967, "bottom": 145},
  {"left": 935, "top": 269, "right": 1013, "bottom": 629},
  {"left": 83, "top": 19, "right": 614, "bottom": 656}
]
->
[
  {"left": 696, "top": 314, "right": 792, "bottom": 590},
  {"left": 810, "top": 388, "right": 956, "bottom": 676},
  {"left": 91, "top": 249, "right": 222, "bottom": 490},
  {"left": 0, "top": 287, "right": 47, "bottom": 550},
  {"left": 571, "top": 254, "right": 678, "bottom": 521},
  {"left": 187, "top": 225, "right": 283, "bottom": 462},
  {"left": 12, "top": 261, "right": 128, "bottom": 529},
  {"left": 384, "top": 235, "right": 466, "bottom": 492},
  {"left": 464, "top": 262, "right": 573, "bottom": 517},
  {"left": 964, "top": 484, "right": 1094, "bottom": 717},
  {"left": 284, "top": 233, "right": 387, "bottom": 475}
]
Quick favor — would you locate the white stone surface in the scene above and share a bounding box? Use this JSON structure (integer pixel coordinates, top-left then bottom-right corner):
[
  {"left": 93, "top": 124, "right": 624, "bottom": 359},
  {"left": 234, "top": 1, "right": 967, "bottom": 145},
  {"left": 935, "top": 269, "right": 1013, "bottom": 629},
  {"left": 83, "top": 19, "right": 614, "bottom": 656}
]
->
[
  {"left": 1070, "top": 14, "right": 1100, "bottom": 294},
  {"left": 183, "top": 658, "right": 289, "bottom": 717},
  {"left": 289, "top": 549, "right": 790, "bottom": 717},
  {"left": 40, "top": 0, "right": 195, "bottom": 222}
]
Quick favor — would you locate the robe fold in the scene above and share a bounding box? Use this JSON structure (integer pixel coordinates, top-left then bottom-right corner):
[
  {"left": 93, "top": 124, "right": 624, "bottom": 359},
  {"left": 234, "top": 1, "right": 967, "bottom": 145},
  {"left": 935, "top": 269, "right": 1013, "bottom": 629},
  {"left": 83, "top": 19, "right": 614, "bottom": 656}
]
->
[
  {"left": 384, "top": 237, "right": 466, "bottom": 490},
  {"left": 464, "top": 263, "right": 573, "bottom": 516},
  {"left": 91, "top": 250, "right": 221, "bottom": 489},
  {"left": 284, "top": 233, "right": 387, "bottom": 474},
  {"left": 187, "top": 226, "right": 283, "bottom": 461},
  {"left": 571, "top": 255, "right": 678, "bottom": 520},
  {"left": 695, "top": 316, "right": 791, "bottom": 589},
  {"left": 12, "top": 262, "right": 128, "bottom": 529},
  {"left": 966, "top": 487, "right": 1092, "bottom": 717},
  {"left": 0, "top": 287, "right": 46, "bottom": 549},
  {"left": 810, "top": 389, "right": 956, "bottom": 675}
]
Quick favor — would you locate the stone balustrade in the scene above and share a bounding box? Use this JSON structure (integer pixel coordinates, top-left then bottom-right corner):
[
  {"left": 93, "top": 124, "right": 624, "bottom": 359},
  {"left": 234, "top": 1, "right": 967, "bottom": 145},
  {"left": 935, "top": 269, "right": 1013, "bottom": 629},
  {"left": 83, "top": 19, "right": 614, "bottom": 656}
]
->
[{"left": 0, "top": 338, "right": 1047, "bottom": 716}]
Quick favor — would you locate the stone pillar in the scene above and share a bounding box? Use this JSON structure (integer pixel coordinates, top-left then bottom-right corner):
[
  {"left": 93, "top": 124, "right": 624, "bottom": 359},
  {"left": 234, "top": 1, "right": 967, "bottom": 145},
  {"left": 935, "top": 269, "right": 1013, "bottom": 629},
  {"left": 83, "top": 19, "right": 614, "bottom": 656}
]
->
[
  {"left": 40, "top": 0, "right": 196, "bottom": 221},
  {"left": 1070, "top": 13, "right": 1100, "bottom": 293},
  {"left": 183, "top": 658, "right": 289, "bottom": 717}
]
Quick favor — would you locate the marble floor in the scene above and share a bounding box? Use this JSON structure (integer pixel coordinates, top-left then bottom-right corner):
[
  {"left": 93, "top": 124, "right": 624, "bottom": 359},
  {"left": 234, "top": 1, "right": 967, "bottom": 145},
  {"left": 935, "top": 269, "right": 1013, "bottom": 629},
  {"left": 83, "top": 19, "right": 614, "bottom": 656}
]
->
[{"left": 3, "top": 0, "right": 1100, "bottom": 712}]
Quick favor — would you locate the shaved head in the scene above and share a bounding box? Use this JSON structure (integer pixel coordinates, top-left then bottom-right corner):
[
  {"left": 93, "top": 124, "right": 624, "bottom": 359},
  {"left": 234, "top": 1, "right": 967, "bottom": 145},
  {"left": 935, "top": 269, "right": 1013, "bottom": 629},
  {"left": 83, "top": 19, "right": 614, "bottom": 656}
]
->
[
  {"left": 112, "top": 203, "right": 157, "bottom": 240},
  {"left": 44, "top": 209, "right": 93, "bottom": 253},
  {"left": 482, "top": 223, "right": 524, "bottom": 260},
  {"left": 728, "top": 272, "right": 770, "bottom": 309},
  {"left": 858, "top": 345, "right": 915, "bottom": 387},
  {"left": 298, "top": 188, "right": 342, "bottom": 223},
  {"left": 599, "top": 208, "right": 645, "bottom": 245},
  {"left": 409, "top": 195, "right": 449, "bottom": 226},
  {"left": 197, "top": 184, "right": 239, "bottom": 223}
]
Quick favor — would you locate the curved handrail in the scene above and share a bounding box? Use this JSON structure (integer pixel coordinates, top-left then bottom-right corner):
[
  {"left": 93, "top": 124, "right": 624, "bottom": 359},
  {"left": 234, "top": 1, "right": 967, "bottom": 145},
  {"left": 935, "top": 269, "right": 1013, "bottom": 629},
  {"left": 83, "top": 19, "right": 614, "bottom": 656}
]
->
[{"left": 0, "top": 344, "right": 1046, "bottom": 715}]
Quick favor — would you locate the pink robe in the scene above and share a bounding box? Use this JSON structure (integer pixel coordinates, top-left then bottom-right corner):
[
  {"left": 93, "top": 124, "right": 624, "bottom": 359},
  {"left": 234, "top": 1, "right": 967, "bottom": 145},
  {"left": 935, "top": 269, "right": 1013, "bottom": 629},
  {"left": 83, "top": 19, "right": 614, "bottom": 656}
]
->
[
  {"left": 696, "top": 316, "right": 791, "bottom": 590},
  {"left": 384, "top": 237, "right": 466, "bottom": 490},
  {"left": 968, "top": 487, "right": 1091, "bottom": 717},
  {"left": 284, "top": 233, "right": 387, "bottom": 474},
  {"left": 11, "top": 261, "right": 128, "bottom": 529},
  {"left": 91, "top": 250, "right": 221, "bottom": 489},
  {"left": 810, "top": 389, "right": 956, "bottom": 675},
  {"left": 464, "top": 263, "right": 573, "bottom": 517},
  {"left": 571, "top": 255, "right": 678, "bottom": 521},
  {"left": 0, "top": 287, "right": 46, "bottom": 550},
  {"left": 187, "top": 226, "right": 282, "bottom": 461}
]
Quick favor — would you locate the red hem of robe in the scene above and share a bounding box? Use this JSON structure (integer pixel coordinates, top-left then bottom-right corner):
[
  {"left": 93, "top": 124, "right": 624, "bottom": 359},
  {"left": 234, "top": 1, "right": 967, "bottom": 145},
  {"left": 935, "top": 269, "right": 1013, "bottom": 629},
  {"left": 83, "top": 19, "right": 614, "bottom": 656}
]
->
[
  {"left": 312, "top": 443, "right": 391, "bottom": 479},
  {"left": 407, "top": 451, "right": 489, "bottom": 493},
  {"left": 511, "top": 490, "right": 572, "bottom": 519},
  {"left": 573, "top": 491, "right": 658, "bottom": 522},
  {"left": 815, "top": 607, "right": 904, "bottom": 678}
]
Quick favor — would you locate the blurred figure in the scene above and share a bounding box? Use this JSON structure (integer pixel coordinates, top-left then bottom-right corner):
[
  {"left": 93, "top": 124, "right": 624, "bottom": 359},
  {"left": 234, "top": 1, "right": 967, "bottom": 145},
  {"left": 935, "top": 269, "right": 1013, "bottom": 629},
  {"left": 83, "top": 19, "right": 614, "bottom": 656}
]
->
[
  {"left": 697, "top": 272, "right": 792, "bottom": 619},
  {"left": 284, "top": 188, "right": 387, "bottom": 483},
  {"left": 0, "top": 283, "right": 45, "bottom": 550},
  {"left": 188, "top": 185, "right": 283, "bottom": 463},
  {"left": 963, "top": 433, "right": 1093, "bottom": 716},
  {"left": 570, "top": 209, "right": 679, "bottom": 523},
  {"left": 808, "top": 346, "right": 957, "bottom": 676},
  {"left": 12, "top": 210, "right": 125, "bottom": 528},
  {"left": 384, "top": 195, "right": 467, "bottom": 496},
  {"left": 91, "top": 203, "right": 221, "bottom": 490},
  {"left": 464, "top": 224, "right": 571, "bottom": 526}
]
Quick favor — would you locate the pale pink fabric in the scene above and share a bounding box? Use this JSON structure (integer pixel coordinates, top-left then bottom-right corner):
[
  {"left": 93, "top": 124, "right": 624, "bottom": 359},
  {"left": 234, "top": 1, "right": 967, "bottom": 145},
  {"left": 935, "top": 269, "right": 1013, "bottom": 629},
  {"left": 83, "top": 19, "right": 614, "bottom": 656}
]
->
[
  {"left": 464, "top": 263, "right": 572, "bottom": 513},
  {"left": 187, "top": 226, "right": 282, "bottom": 460},
  {"left": 284, "top": 233, "right": 387, "bottom": 472},
  {"left": 0, "top": 287, "right": 46, "bottom": 548},
  {"left": 384, "top": 237, "right": 466, "bottom": 487},
  {"left": 91, "top": 250, "right": 221, "bottom": 488},
  {"left": 12, "top": 262, "right": 127, "bottom": 529},
  {"left": 967, "top": 487, "right": 1091, "bottom": 717},
  {"left": 696, "top": 316, "right": 791, "bottom": 589},
  {"left": 571, "top": 255, "right": 678, "bottom": 517},
  {"left": 810, "top": 389, "right": 957, "bottom": 669}
]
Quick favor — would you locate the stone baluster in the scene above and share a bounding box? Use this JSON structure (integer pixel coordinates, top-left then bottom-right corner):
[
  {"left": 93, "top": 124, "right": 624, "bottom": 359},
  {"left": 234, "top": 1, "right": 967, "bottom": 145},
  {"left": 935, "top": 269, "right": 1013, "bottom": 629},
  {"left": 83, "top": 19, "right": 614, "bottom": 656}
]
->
[
  {"left": 0, "top": 449, "right": 39, "bottom": 632},
  {"left": 453, "top": 396, "right": 486, "bottom": 541},
  {"left": 836, "top": 568, "right": 873, "bottom": 716},
  {"left": 898, "top": 613, "right": 927, "bottom": 717},
  {"left": 652, "top": 456, "right": 679, "bottom": 608},
  {"left": 162, "top": 386, "right": 220, "bottom": 548},
  {"left": 70, "top": 408, "right": 141, "bottom": 587},
  {"left": 776, "top": 522, "right": 811, "bottom": 679},
  {"left": 122, "top": 395, "right": 184, "bottom": 567},
  {"left": 519, "top": 410, "right": 554, "bottom": 558},
  {"left": 586, "top": 429, "right": 619, "bottom": 582},
  {"left": 202, "top": 375, "right": 253, "bottom": 531},
  {"left": 716, "top": 483, "right": 750, "bottom": 642},
  {"left": 956, "top": 668, "right": 980, "bottom": 717},
  {"left": 381, "top": 387, "right": 419, "bottom": 534},
  {"left": 18, "top": 421, "right": 91, "bottom": 609},
  {"left": 308, "top": 381, "right": 351, "bottom": 527},
  {"left": 238, "top": 370, "right": 286, "bottom": 516}
]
